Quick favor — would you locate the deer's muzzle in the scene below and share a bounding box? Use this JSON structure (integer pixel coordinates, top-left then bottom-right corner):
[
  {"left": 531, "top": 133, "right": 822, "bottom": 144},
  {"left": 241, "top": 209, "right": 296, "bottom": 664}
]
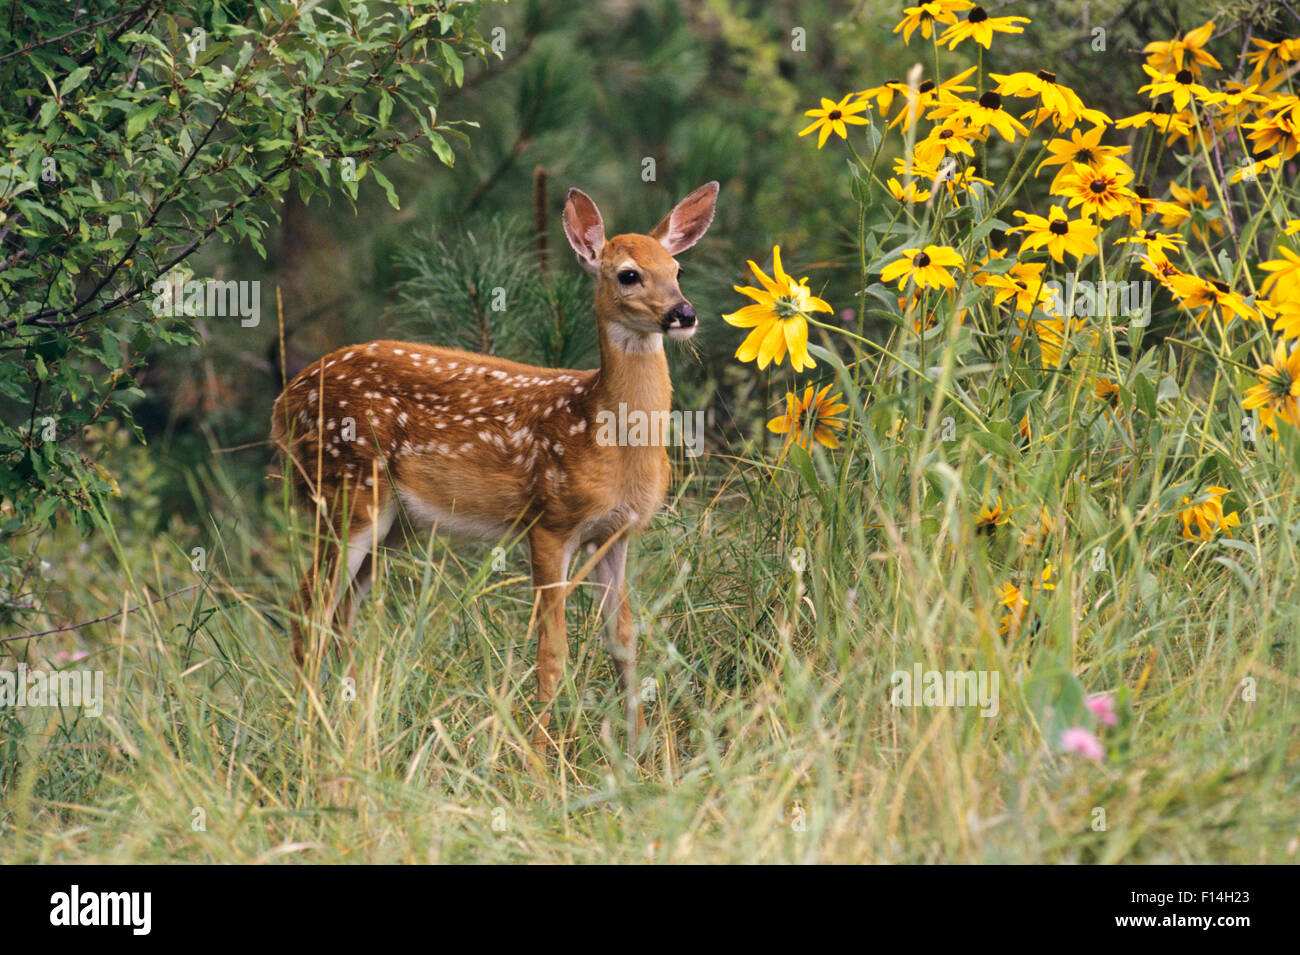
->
[{"left": 662, "top": 302, "right": 697, "bottom": 339}]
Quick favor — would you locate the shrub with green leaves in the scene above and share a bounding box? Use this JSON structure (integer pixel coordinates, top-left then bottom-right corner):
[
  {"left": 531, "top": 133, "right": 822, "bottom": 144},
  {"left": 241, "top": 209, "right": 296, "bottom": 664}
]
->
[{"left": 0, "top": 0, "right": 489, "bottom": 612}]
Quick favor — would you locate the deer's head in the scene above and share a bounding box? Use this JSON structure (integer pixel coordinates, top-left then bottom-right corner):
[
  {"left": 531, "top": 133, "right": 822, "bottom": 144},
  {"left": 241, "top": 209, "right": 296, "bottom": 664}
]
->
[{"left": 563, "top": 182, "right": 719, "bottom": 347}]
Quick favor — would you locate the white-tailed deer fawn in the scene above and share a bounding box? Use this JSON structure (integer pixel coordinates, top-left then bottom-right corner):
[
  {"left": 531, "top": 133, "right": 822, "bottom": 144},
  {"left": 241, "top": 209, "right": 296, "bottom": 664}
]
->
[{"left": 271, "top": 182, "right": 719, "bottom": 747}]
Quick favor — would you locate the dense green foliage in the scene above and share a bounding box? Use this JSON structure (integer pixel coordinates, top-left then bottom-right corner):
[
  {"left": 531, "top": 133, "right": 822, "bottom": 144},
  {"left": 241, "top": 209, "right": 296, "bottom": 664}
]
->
[{"left": 0, "top": 0, "right": 486, "bottom": 599}]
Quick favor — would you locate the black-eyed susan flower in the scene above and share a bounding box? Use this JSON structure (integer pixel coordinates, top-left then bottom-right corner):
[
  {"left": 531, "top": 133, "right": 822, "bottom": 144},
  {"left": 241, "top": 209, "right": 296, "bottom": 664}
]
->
[
  {"left": 1139, "top": 257, "right": 1184, "bottom": 293},
  {"left": 1020, "top": 316, "right": 1094, "bottom": 368},
  {"left": 1246, "top": 37, "right": 1300, "bottom": 82},
  {"left": 1115, "top": 102, "right": 1195, "bottom": 143},
  {"left": 1009, "top": 206, "right": 1099, "bottom": 264},
  {"left": 1143, "top": 21, "right": 1220, "bottom": 76},
  {"left": 893, "top": 153, "right": 992, "bottom": 196},
  {"left": 1053, "top": 161, "right": 1137, "bottom": 221},
  {"left": 1166, "top": 272, "right": 1260, "bottom": 324},
  {"left": 857, "top": 78, "right": 906, "bottom": 114},
  {"left": 989, "top": 70, "right": 1110, "bottom": 130},
  {"left": 1036, "top": 125, "right": 1130, "bottom": 190},
  {"left": 880, "top": 244, "right": 966, "bottom": 291},
  {"left": 798, "top": 93, "right": 871, "bottom": 148},
  {"left": 929, "top": 89, "right": 1028, "bottom": 142},
  {"left": 1177, "top": 485, "right": 1240, "bottom": 541},
  {"left": 1260, "top": 245, "right": 1300, "bottom": 301},
  {"left": 768, "top": 383, "right": 849, "bottom": 450},
  {"left": 1266, "top": 293, "right": 1300, "bottom": 341},
  {"left": 724, "top": 245, "right": 831, "bottom": 372},
  {"left": 1243, "top": 341, "right": 1300, "bottom": 437},
  {"left": 1201, "top": 82, "right": 1265, "bottom": 127},
  {"left": 1115, "top": 229, "right": 1186, "bottom": 265},
  {"left": 1243, "top": 106, "right": 1300, "bottom": 160},
  {"left": 975, "top": 498, "right": 1011, "bottom": 534},
  {"left": 1228, "top": 151, "right": 1281, "bottom": 183},
  {"left": 977, "top": 261, "right": 1054, "bottom": 315},
  {"left": 1160, "top": 182, "right": 1226, "bottom": 243},
  {"left": 888, "top": 177, "right": 932, "bottom": 203},
  {"left": 996, "top": 580, "right": 1028, "bottom": 635},
  {"left": 937, "top": 5, "right": 1030, "bottom": 50},
  {"left": 1138, "top": 65, "right": 1211, "bottom": 111},
  {"left": 886, "top": 67, "right": 979, "bottom": 132},
  {"left": 892, "top": 0, "right": 973, "bottom": 45},
  {"left": 1124, "top": 185, "right": 1189, "bottom": 229},
  {"left": 1093, "top": 377, "right": 1122, "bottom": 409},
  {"left": 912, "top": 118, "right": 982, "bottom": 165},
  {"left": 1261, "top": 245, "right": 1300, "bottom": 341}
]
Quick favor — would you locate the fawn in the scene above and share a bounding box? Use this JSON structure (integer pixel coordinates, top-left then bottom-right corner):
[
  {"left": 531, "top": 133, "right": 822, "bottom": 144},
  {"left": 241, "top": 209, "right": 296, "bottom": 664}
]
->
[{"left": 271, "top": 181, "right": 719, "bottom": 747}]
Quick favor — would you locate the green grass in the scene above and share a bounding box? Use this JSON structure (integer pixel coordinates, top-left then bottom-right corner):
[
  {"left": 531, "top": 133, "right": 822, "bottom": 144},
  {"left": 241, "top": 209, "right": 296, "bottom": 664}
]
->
[{"left": 3, "top": 356, "right": 1297, "bottom": 863}]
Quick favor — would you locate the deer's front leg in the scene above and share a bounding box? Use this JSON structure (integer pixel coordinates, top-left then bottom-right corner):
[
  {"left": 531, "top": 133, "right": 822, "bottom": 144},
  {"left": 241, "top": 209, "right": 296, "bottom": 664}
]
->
[
  {"left": 529, "top": 528, "right": 570, "bottom": 749},
  {"left": 594, "top": 536, "right": 646, "bottom": 743}
]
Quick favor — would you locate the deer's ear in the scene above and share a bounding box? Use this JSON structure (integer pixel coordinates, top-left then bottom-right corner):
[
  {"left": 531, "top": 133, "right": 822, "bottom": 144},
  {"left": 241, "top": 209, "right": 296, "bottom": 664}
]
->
[
  {"left": 650, "top": 181, "right": 719, "bottom": 255},
  {"left": 563, "top": 188, "right": 606, "bottom": 274}
]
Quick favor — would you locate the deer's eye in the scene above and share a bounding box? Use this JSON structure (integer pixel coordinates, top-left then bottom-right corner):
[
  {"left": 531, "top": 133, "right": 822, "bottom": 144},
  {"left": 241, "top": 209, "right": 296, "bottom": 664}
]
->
[{"left": 617, "top": 269, "right": 640, "bottom": 286}]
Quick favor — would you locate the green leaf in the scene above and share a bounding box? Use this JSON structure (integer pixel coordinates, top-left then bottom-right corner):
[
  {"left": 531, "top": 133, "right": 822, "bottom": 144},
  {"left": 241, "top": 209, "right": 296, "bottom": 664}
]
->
[
  {"left": 370, "top": 166, "right": 400, "bottom": 209},
  {"left": 125, "top": 101, "right": 166, "bottom": 140},
  {"left": 786, "top": 443, "right": 822, "bottom": 496},
  {"left": 439, "top": 42, "right": 464, "bottom": 86},
  {"left": 59, "top": 66, "right": 93, "bottom": 97}
]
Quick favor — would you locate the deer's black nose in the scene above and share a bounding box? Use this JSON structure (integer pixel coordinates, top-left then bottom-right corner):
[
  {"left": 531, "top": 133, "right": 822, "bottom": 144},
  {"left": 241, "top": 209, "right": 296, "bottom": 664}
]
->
[{"left": 664, "top": 302, "right": 696, "bottom": 331}]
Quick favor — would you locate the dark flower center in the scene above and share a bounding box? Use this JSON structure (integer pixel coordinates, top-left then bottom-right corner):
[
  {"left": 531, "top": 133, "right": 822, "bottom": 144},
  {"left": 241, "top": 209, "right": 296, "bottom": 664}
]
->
[
  {"left": 978, "top": 91, "right": 1002, "bottom": 109},
  {"left": 939, "top": 129, "right": 954, "bottom": 140},
  {"left": 1037, "top": 70, "right": 1057, "bottom": 83},
  {"left": 1175, "top": 69, "right": 1193, "bottom": 84},
  {"left": 1153, "top": 102, "right": 1171, "bottom": 114},
  {"left": 969, "top": 6, "right": 989, "bottom": 23},
  {"left": 1049, "top": 220, "right": 1069, "bottom": 235},
  {"left": 829, "top": 110, "right": 843, "bottom": 120},
  {"left": 913, "top": 252, "right": 932, "bottom": 267},
  {"left": 1075, "top": 147, "right": 1094, "bottom": 163},
  {"left": 1210, "top": 279, "right": 1230, "bottom": 293},
  {"left": 1089, "top": 180, "right": 1108, "bottom": 194},
  {"left": 918, "top": 79, "right": 936, "bottom": 93},
  {"left": 1135, "top": 184, "right": 1151, "bottom": 199}
]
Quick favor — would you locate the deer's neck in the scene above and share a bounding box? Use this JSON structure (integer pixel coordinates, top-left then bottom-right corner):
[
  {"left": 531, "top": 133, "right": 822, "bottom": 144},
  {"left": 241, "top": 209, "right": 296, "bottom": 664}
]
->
[{"left": 592, "top": 320, "right": 672, "bottom": 419}]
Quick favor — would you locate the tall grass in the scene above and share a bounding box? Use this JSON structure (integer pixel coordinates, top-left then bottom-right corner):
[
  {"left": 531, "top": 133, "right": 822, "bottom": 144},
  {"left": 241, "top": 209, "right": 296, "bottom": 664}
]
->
[{"left": 1, "top": 371, "right": 1294, "bottom": 863}]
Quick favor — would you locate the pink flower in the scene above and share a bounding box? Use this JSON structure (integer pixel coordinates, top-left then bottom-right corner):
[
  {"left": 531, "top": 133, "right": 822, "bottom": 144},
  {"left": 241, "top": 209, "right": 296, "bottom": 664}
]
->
[
  {"left": 1060, "top": 726, "right": 1105, "bottom": 761},
  {"left": 1086, "top": 693, "right": 1118, "bottom": 726}
]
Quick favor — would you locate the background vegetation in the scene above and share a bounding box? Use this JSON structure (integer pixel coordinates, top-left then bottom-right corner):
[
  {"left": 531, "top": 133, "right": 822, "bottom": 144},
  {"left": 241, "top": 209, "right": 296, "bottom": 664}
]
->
[{"left": 2, "top": 0, "right": 1297, "bottom": 863}]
